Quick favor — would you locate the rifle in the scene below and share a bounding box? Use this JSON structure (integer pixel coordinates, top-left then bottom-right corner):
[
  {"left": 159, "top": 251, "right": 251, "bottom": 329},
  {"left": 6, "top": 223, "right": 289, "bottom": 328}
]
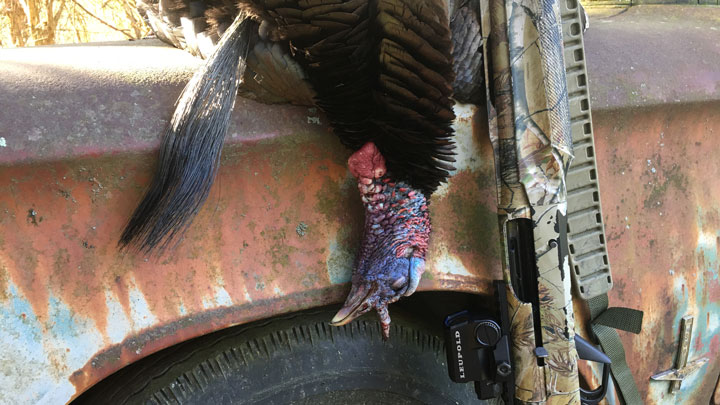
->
[{"left": 444, "top": 0, "right": 617, "bottom": 403}]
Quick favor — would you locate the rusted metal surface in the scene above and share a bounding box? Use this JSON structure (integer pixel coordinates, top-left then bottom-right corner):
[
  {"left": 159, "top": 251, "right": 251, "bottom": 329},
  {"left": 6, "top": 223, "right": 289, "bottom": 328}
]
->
[
  {"left": 573, "top": 6, "right": 720, "bottom": 404},
  {"left": 585, "top": 100, "right": 720, "bottom": 404},
  {"left": 0, "top": 41, "right": 501, "bottom": 403},
  {"left": 0, "top": 5, "right": 717, "bottom": 403}
]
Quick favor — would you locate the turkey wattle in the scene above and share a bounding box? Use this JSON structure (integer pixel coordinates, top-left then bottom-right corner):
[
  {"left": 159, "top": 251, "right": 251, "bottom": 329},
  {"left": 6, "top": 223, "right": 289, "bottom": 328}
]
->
[{"left": 121, "top": 0, "right": 484, "bottom": 338}]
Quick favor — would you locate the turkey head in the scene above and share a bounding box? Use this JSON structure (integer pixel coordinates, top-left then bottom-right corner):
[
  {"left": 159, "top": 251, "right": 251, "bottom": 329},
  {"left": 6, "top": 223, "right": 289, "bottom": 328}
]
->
[{"left": 331, "top": 143, "right": 430, "bottom": 339}]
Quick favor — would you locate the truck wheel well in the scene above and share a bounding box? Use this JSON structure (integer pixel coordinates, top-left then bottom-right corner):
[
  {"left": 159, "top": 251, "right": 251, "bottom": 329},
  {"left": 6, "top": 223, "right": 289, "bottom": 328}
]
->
[{"left": 72, "top": 291, "right": 491, "bottom": 404}]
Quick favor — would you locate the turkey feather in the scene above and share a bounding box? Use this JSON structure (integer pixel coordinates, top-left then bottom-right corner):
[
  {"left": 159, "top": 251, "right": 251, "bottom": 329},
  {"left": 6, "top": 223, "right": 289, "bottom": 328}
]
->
[{"left": 119, "top": 13, "right": 256, "bottom": 253}]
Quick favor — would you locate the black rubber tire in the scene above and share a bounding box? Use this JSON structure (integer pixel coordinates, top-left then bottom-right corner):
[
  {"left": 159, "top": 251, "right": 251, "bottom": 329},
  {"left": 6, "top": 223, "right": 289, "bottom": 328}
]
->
[{"left": 76, "top": 308, "right": 484, "bottom": 404}]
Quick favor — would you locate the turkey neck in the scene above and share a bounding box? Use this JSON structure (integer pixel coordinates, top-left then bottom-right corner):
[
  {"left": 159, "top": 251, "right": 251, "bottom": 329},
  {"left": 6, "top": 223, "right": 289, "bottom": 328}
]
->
[
  {"left": 349, "top": 142, "right": 430, "bottom": 270},
  {"left": 357, "top": 177, "right": 430, "bottom": 263}
]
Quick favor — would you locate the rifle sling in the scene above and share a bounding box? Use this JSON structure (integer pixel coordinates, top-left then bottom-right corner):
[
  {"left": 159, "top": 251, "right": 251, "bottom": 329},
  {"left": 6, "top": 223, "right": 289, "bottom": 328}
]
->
[{"left": 588, "top": 293, "right": 644, "bottom": 405}]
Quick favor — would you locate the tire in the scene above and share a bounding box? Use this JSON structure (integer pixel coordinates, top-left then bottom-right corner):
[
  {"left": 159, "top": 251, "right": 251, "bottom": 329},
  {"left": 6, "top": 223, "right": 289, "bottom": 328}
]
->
[{"left": 76, "top": 308, "right": 485, "bottom": 404}]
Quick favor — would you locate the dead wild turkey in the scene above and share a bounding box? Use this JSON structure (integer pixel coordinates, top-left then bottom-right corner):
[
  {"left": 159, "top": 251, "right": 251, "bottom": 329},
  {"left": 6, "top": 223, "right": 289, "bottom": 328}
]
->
[{"left": 121, "top": 0, "right": 484, "bottom": 338}]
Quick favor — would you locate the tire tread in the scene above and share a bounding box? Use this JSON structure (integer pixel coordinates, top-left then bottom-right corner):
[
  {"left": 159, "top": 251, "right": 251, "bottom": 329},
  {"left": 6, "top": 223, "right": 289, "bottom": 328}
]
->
[{"left": 74, "top": 309, "right": 475, "bottom": 404}]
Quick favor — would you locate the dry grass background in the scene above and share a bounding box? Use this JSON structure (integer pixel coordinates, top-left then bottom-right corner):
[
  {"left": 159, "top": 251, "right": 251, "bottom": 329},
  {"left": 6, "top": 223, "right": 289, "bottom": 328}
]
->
[{"left": 0, "top": 0, "right": 150, "bottom": 47}]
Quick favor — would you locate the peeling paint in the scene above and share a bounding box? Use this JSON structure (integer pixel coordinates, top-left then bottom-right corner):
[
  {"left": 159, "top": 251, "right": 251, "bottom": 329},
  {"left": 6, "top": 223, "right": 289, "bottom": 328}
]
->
[
  {"left": 213, "top": 286, "right": 233, "bottom": 307},
  {"left": 104, "top": 289, "right": 131, "bottom": 344},
  {"left": 127, "top": 278, "right": 158, "bottom": 331},
  {"left": 201, "top": 287, "right": 234, "bottom": 310},
  {"left": 0, "top": 284, "right": 103, "bottom": 404},
  {"left": 430, "top": 244, "right": 474, "bottom": 277}
]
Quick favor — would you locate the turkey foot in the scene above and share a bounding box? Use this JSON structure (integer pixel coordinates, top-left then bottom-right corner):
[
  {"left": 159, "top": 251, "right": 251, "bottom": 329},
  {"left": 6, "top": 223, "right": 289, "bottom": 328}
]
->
[{"left": 330, "top": 143, "right": 430, "bottom": 340}]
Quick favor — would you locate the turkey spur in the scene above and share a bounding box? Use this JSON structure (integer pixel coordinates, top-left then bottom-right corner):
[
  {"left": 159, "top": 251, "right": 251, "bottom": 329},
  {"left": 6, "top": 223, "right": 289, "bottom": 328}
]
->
[{"left": 122, "top": 0, "right": 484, "bottom": 338}]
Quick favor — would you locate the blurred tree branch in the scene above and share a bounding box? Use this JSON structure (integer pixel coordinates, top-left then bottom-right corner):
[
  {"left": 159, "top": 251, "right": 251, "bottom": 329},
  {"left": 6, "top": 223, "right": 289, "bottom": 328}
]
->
[
  {"left": 1, "top": 0, "right": 149, "bottom": 47},
  {"left": 68, "top": 0, "right": 133, "bottom": 39}
]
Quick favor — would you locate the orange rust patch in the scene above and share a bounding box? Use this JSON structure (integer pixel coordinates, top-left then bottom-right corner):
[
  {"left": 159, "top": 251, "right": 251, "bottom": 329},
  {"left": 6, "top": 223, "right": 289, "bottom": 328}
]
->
[
  {"left": 429, "top": 169, "right": 502, "bottom": 292},
  {"left": 68, "top": 286, "right": 348, "bottom": 397},
  {"left": 1, "top": 115, "right": 503, "bottom": 400},
  {"left": 4, "top": 86, "right": 719, "bottom": 404},
  {"left": 594, "top": 102, "right": 720, "bottom": 402}
]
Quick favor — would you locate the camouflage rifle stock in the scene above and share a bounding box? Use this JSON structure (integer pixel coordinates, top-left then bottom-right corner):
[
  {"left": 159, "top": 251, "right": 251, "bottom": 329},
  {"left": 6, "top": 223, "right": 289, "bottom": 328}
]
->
[
  {"left": 444, "top": 1, "right": 634, "bottom": 402},
  {"left": 486, "top": 0, "right": 581, "bottom": 402}
]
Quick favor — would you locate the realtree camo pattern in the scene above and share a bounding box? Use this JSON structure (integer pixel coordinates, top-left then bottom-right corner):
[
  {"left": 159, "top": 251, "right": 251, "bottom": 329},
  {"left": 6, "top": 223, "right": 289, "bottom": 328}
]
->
[{"left": 486, "top": 0, "right": 579, "bottom": 402}]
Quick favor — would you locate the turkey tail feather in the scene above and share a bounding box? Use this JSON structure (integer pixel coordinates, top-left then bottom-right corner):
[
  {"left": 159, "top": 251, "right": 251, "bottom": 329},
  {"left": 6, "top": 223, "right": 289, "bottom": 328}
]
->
[{"left": 119, "top": 13, "right": 256, "bottom": 253}]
